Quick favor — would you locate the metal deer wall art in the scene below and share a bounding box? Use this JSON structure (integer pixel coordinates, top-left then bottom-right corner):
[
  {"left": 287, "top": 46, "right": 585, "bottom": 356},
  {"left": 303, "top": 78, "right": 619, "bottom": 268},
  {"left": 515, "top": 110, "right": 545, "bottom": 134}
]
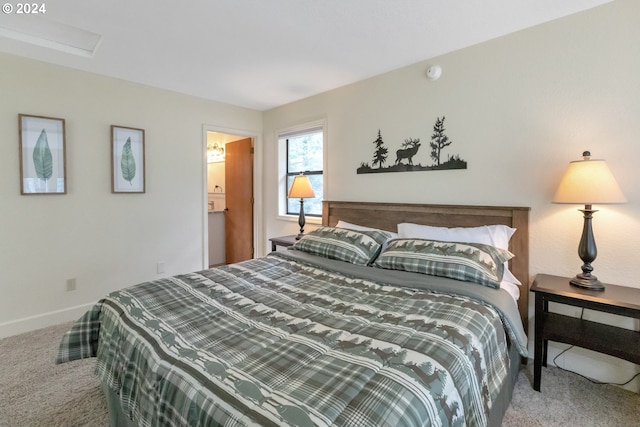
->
[{"left": 357, "top": 116, "right": 467, "bottom": 174}]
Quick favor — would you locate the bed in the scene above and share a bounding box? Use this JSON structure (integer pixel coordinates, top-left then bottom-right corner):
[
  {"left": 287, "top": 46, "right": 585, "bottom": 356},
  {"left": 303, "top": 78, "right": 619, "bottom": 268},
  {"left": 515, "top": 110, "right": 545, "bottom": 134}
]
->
[{"left": 56, "top": 201, "right": 530, "bottom": 427}]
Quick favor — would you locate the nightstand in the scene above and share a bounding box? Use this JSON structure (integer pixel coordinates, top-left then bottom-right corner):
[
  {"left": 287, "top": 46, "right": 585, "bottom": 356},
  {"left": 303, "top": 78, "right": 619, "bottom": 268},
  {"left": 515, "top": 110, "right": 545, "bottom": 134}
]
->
[
  {"left": 531, "top": 273, "right": 640, "bottom": 391},
  {"left": 269, "top": 235, "right": 298, "bottom": 251}
]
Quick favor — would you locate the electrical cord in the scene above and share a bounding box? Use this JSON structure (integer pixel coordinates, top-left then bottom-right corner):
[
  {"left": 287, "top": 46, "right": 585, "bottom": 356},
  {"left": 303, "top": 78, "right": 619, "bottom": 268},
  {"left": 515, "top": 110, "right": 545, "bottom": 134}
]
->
[{"left": 551, "top": 308, "right": 640, "bottom": 386}]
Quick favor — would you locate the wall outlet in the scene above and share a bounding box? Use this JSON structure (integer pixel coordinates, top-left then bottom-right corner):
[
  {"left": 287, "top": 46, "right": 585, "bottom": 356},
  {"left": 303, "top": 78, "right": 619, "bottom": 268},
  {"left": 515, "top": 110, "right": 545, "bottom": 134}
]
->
[
  {"left": 66, "top": 278, "right": 77, "bottom": 292},
  {"left": 156, "top": 262, "right": 165, "bottom": 274}
]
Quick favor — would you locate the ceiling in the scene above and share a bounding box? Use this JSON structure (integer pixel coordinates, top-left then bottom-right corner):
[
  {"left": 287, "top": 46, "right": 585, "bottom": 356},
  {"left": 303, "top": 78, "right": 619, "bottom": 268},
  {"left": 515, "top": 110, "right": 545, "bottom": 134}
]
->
[{"left": 0, "top": 0, "right": 612, "bottom": 111}]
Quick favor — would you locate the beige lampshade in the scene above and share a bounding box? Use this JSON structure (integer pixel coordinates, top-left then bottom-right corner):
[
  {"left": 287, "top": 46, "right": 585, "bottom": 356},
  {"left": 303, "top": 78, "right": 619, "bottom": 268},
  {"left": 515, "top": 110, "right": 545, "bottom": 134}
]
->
[
  {"left": 288, "top": 174, "right": 315, "bottom": 199},
  {"left": 553, "top": 152, "right": 626, "bottom": 204}
]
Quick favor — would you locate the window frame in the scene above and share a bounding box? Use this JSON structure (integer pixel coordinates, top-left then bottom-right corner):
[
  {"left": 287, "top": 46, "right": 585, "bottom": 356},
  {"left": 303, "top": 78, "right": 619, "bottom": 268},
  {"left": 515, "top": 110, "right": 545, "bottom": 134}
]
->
[{"left": 277, "top": 119, "right": 326, "bottom": 222}]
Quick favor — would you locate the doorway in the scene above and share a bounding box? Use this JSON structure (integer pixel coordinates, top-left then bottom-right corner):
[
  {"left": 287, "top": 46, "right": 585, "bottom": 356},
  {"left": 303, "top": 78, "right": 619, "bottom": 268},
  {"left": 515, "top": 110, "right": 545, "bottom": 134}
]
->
[{"left": 205, "top": 131, "right": 254, "bottom": 267}]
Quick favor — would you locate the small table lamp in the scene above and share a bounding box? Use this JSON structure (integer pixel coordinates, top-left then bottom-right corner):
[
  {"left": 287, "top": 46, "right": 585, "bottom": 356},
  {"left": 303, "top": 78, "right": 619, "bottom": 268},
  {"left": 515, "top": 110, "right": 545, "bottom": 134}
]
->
[
  {"left": 288, "top": 174, "right": 316, "bottom": 239},
  {"left": 553, "top": 151, "right": 627, "bottom": 291}
]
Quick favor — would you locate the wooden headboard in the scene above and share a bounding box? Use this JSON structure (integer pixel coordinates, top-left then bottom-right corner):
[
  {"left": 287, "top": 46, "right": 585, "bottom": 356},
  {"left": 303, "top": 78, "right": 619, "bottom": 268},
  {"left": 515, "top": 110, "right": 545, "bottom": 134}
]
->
[{"left": 322, "top": 201, "right": 530, "bottom": 331}]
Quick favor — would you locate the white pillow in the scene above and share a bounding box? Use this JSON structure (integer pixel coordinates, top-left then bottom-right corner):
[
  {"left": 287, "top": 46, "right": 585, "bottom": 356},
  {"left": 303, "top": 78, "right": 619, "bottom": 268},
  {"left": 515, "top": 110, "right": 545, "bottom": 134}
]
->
[
  {"left": 501, "top": 281, "right": 520, "bottom": 302},
  {"left": 502, "top": 267, "right": 522, "bottom": 287},
  {"left": 397, "top": 222, "right": 521, "bottom": 286},
  {"left": 337, "top": 220, "right": 399, "bottom": 239},
  {"left": 397, "top": 223, "right": 514, "bottom": 249}
]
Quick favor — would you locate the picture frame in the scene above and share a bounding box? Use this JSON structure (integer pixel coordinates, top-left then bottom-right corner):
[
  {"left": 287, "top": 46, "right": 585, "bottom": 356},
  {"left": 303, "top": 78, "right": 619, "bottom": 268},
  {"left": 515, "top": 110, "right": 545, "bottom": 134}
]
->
[
  {"left": 19, "top": 114, "right": 67, "bottom": 195},
  {"left": 111, "top": 125, "right": 145, "bottom": 193}
]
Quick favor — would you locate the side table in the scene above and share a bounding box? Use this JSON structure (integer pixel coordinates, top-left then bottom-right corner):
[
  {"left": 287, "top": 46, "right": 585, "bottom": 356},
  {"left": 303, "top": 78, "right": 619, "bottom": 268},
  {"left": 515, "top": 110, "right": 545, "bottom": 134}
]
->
[
  {"left": 531, "top": 273, "right": 640, "bottom": 391},
  {"left": 269, "top": 235, "right": 298, "bottom": 252}
]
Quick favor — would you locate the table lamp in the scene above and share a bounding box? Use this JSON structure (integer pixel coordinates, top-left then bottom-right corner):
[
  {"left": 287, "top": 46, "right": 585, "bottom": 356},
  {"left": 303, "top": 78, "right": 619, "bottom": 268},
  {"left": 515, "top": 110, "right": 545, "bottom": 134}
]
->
[
  {"left": 288, "top": 173, "right": 316, "bottom": 239},
  {"left": 552, "top": 151, "right": 627, "bottom": 291}
]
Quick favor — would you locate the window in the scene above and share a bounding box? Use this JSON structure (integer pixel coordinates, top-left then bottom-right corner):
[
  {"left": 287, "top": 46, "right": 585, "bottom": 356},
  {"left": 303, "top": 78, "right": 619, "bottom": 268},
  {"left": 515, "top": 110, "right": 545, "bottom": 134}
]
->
[{"left": 279, "top": 123, "right": 324, "bottom": 217}]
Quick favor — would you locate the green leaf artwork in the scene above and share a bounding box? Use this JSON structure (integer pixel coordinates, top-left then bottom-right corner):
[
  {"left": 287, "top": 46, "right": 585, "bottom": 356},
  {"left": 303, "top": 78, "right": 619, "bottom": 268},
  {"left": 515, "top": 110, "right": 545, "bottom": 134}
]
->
[
  {"left": 32, "top": 129, "right": 53, "bottom": 182},
  {"left": 121, "top": 137, "right": 136, "bottom": 184}
]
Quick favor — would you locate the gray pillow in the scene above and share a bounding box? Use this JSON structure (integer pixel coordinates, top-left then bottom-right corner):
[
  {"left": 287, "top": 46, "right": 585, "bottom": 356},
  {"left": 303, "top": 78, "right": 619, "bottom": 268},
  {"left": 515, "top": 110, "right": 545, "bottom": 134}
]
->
[
  {"left": 292, "top": 226, "right": 393, "bottom": 266},
  {"left": 373, "top": 238, "right": 514, "bottom": 288}
]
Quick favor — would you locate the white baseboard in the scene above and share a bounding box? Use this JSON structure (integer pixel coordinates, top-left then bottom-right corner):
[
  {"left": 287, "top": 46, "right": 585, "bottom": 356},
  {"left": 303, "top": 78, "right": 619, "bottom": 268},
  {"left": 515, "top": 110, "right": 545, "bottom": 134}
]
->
[{"left": 0, "top": 303, "right": 94, "bottom": 339}]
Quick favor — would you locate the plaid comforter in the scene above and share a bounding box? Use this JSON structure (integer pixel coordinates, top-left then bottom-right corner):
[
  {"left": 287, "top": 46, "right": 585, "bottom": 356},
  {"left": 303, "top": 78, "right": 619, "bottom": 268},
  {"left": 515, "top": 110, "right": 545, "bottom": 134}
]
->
[{"left": 56, "top": 251, "right": 525, "bottom": 427}]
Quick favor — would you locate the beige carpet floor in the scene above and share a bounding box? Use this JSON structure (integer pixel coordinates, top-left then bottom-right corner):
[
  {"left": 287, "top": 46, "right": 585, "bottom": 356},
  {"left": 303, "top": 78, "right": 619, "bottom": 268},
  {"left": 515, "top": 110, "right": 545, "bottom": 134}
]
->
[
  {"left": 0, "top": 322, "right": 108, "bottom": 427},
  {"left": 1, "top": 321, "right": 639, "bottom": 426}
]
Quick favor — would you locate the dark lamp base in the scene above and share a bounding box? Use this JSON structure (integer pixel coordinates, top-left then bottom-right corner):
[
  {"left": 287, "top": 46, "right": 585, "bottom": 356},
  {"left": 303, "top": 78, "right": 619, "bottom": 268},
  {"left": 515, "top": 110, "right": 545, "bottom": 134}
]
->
[{"left": 570, "top": 274, "right": 605, "bottom": 291}]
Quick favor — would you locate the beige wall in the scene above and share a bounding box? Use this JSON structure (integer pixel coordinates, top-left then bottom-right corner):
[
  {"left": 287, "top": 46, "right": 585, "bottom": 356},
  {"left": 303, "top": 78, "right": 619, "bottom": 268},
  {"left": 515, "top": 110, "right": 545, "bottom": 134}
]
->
[
  {"left": 0, "top": 53, "right": 262, "bottom": 336},
  {"left": 263, "top": 0, "right": 640, "bottom": 390}
]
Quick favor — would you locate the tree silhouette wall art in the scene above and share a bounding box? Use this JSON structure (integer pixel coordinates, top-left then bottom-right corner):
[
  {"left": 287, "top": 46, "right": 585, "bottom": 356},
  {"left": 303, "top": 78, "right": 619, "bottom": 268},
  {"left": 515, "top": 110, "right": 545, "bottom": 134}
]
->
[{"left": 357, "top": 116, "right": 467, "bottom": 174}]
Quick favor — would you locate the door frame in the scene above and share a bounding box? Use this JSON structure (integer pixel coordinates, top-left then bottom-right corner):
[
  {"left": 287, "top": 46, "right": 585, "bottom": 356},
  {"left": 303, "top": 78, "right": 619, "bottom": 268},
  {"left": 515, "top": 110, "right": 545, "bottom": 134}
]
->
[{"left": 201, "top": 124, "right": 263, "bottom": 269}]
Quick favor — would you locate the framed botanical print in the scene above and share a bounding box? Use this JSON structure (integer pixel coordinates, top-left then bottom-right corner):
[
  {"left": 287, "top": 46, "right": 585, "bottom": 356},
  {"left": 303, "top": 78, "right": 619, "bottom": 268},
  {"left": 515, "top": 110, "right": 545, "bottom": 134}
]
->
[
  {"left": 19, "top": 114, "right": 67, "bottom": 195},
  {"left": 111, "top": 125, "right": 145, "bottom": 193}
]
